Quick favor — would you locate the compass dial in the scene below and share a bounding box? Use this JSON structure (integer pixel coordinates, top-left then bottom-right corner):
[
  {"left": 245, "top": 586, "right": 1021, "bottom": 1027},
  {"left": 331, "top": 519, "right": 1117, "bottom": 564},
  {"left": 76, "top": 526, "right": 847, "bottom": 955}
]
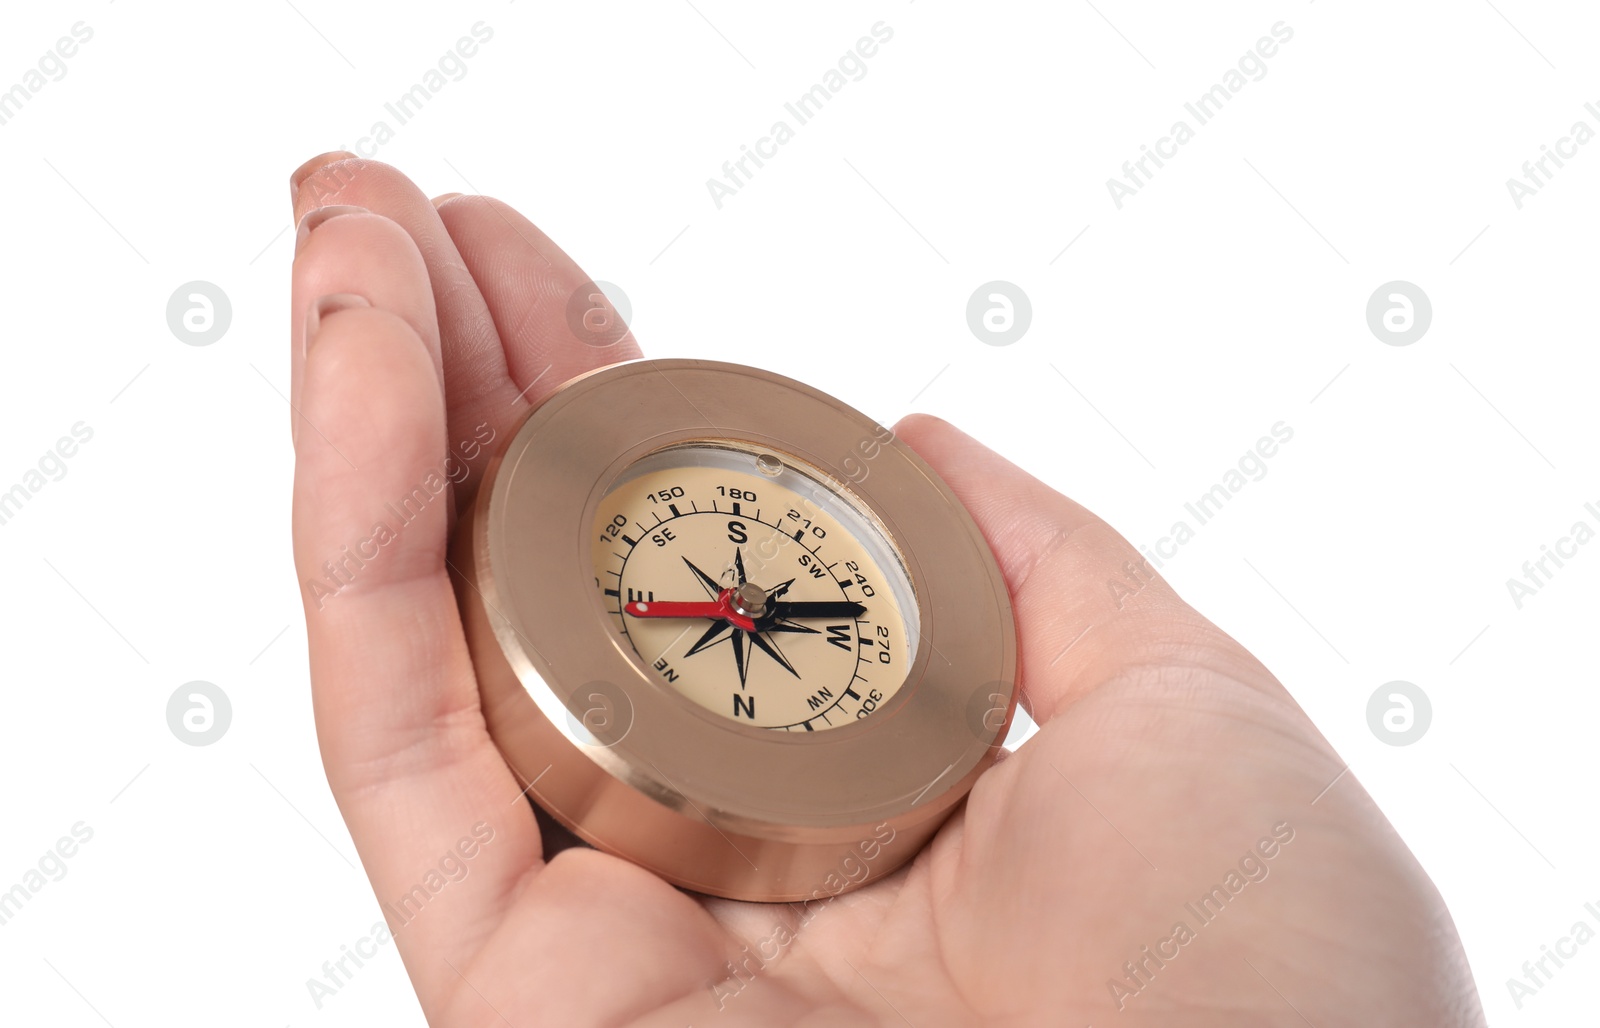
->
[{"left": 591, "top": 444, "right": 917, "bottom": 731}]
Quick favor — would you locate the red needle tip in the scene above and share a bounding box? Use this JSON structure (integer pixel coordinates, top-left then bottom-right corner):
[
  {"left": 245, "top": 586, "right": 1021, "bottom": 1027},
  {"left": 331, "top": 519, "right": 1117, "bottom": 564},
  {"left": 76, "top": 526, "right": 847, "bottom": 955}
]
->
[{"left": 624, "top": 596, "right": 756, "bottom": 631}]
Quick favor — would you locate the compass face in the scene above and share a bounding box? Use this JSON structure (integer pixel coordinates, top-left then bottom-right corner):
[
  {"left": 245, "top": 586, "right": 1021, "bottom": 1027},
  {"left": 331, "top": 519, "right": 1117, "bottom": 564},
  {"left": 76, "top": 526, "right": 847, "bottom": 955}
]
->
[{"left": 591, "top": 444, "right": 917, "bottom": 732}]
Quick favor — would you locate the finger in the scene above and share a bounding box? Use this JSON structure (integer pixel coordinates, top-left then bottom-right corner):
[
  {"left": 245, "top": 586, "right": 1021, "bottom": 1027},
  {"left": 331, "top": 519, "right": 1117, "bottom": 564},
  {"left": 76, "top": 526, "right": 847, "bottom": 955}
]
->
[
  {"left": 290, "top": 153, "right": 524, "bottom": 496},
  {"left": 292, "top": 298, "right": 539, "bottom": 1001},
  {"left": 435, "top": 194, "right": 642, "bottom": 409},
  {"left": 893, "top": 414, "right": 1267, "bottom": 724},
  {"left": 290, "top": 208, "right": 443, "bottom": 439}
]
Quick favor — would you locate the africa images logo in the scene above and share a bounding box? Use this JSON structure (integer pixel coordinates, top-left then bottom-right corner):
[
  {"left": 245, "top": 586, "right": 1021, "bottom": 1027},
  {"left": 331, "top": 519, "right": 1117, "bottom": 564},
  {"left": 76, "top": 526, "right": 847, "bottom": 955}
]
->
[
  {"left": 1106, "top": 822, "right": 1297, "bottom": 1010},
  {"left": 1104, "top": 22, "right": 1295, "bottom": 209}
]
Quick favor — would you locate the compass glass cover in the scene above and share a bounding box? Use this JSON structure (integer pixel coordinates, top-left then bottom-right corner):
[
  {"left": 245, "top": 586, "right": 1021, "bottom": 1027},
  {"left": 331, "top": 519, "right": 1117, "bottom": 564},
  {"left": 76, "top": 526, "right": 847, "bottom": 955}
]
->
[{"left": 590, "top": 444, "right": 917, "bottom": 732}]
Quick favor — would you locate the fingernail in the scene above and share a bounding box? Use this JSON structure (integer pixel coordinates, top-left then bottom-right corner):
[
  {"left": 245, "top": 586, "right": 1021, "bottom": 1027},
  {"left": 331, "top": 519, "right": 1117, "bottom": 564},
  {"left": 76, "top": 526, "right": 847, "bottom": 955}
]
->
[
  {"left": 290, "top": 150, "right": 358, "bottom": 205},
  {"left": 304, "top": 293, "right": 371, "bottom": 355},
  {"left": 295, "top": 205, "right": 368, "bottom": 254}
]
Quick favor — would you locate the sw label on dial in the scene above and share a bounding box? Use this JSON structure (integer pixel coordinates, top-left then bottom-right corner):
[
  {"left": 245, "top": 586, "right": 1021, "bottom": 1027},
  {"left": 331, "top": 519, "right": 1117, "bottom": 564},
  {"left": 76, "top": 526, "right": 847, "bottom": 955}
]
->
[{"left": 591, "top": 445, "right": 916, "bottom": 732}]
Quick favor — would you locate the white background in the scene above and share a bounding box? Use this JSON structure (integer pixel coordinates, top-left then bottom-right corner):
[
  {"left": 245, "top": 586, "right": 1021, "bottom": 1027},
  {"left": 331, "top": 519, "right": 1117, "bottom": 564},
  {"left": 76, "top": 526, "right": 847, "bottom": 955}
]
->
[{"left": 1, "top": 1, "right": 1596, "bottom": 1023}]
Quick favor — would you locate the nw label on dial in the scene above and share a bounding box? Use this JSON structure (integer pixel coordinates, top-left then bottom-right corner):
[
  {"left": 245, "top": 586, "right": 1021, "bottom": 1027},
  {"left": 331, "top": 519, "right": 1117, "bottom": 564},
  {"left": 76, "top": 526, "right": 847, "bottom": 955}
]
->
[{"left": 592, "top": 447, "right": 914, "bottom": 731}]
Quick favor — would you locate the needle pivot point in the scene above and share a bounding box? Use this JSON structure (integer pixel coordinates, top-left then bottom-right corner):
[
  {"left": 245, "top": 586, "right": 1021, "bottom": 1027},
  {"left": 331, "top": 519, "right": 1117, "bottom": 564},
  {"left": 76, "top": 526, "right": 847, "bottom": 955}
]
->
[{"left": 732, "top": 582, "right": 768, "bottom": 618}]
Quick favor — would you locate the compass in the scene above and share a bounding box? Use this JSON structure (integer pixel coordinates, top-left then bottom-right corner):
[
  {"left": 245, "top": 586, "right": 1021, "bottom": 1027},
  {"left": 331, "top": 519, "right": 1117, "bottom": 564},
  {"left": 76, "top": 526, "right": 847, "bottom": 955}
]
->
[{"left": 450, "top": 359, "right": 1017, "bottom": 902}]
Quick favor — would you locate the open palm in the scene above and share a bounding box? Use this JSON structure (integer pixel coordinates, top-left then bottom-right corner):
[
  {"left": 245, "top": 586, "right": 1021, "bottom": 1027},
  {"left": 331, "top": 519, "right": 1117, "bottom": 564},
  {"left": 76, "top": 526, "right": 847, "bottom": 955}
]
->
[{"left": 288, "top": 153, "right": 1484, "bottom": 1027}]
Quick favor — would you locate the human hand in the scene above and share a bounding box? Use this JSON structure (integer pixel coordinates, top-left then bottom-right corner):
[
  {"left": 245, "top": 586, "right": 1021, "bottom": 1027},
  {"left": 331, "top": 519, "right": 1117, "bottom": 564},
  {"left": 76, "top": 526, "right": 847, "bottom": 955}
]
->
[{"left": 288, "top": 151, "right": 1484, "bottom": 1026}]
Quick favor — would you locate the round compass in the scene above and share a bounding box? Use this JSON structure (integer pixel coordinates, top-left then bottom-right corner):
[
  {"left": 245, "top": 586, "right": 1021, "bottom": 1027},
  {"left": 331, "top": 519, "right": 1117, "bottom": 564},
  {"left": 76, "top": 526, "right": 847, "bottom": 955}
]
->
[{"left": 450, "top": 359, "right": 1016, "bottom": 902}]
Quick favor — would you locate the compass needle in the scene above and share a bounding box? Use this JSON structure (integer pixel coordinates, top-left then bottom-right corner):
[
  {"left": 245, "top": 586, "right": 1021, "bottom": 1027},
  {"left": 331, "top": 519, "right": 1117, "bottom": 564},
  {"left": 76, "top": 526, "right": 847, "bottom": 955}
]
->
[{"left": 769, "top": 601, "right": 869, "bottom": 620}]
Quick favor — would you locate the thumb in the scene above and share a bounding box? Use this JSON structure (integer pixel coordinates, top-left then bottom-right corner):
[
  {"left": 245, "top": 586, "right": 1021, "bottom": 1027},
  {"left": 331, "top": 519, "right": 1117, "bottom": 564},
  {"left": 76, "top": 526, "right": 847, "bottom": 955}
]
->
[{"left": 893, "top": 414, "right": 1260, "bottom": 724}]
